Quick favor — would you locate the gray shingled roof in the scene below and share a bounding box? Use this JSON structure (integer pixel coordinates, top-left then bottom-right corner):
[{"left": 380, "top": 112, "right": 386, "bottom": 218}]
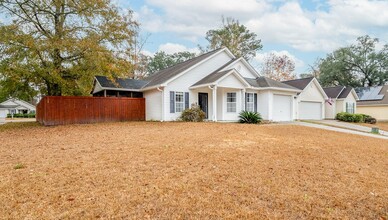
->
[
  {"left": 192, "top": 69, "right": 234, "bottom": 87},
  {"left": 143, "top": 48, "right": 223, "bottom": 88},
  {"left": 0, "top": 104, "right": 19, "bottom": 108},
  {"left": 323, "top": 86, "right": 345, "bottom": 98},
  {"left": 356, "top": 85, "right": 388, "bottom": 106},
  {"left": 282, "top": 77, "right": 314, "bottom": 90},
  {"left": 245, "top": 76, "right": 299, "bottom": 90},
  {"left": 95, "top": 76, "right": 148, "bottom": 90},
  {"left": 338, "top": 87, "right": 353, "bottom": 99}
]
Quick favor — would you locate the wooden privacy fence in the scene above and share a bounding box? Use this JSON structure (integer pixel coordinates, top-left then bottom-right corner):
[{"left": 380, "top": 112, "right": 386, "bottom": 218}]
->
[{"left": 37, "top": 96, "right": 145, "bottom": 126}]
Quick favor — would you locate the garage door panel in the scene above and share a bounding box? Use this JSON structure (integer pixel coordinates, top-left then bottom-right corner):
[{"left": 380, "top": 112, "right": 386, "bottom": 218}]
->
[
  {"left": 273, "top": 95, "right": 292, "bottom": 121},
  {"left": 299, "top": 101, "right": 322, "bottom": 120}
]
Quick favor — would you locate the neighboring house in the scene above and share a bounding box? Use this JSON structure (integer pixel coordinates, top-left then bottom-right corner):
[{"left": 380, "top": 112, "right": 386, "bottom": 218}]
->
[
  {"left": 92, "top": 48, "right": 306, "bottom": 122},
  {"left": 282, "top": 77, "right": 328, "bottom": 120},
  {"left": 323, "top": 86, "right": 359, "bottom": 119},
  {"left": 356, "top": 85, "right": 388, "bottom": 121},
  {"left": 0, "top": 99, "right": 36, "bottom": 115},
  {"left": 0, "top": 105, "right": 7, "bottom": 123}
]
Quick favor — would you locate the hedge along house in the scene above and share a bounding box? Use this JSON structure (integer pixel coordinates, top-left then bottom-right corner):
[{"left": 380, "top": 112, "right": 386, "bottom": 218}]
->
[
  {"left": 92, "top": 48, "right": 302, "bottom": 122},
  {"left": 323, "top": 86, "right": 359, "bottom": 119},
  {"left": 356, "top": 85, "right": 388, "bottom": 121},
  {"left": 282, "top": 77, "right": 328, "bottom": 120}
]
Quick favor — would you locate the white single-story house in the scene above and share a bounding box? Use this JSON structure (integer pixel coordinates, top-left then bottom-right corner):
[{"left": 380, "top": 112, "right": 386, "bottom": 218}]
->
[
  {"left": 355, "top": 85, "right": 388, "bottom": 121},
  {"left": 0, "top": 99, "right": 36, "bottom": 115},
  {"left": 92, "top": 48, "right": 332, "bottom": 122},
  {"left": 0, "top": 105, "right": 7, "bottom": 123},
  {"left": 323, "top": 86, "right": 359, "bottom": 119},
  {"left": 282, "top": 77, "right": 328, "bottom": 120}
]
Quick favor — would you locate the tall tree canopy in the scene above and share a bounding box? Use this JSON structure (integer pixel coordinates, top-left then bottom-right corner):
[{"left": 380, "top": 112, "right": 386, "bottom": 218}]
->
[
  {"left": 261, "top": 53, "right": 296, "bottom": 81},
  {"left": 0, "top": 0, "right": 138, "bottom": 96},
  {"left": 147, "top": 51, "right": 196, "bottom": 74},
  {"left": 319, "top": 35, "right": 388, "bottom": 87},
  {"left": 202, "top": 17, "right": 262, "bottom": 60}
]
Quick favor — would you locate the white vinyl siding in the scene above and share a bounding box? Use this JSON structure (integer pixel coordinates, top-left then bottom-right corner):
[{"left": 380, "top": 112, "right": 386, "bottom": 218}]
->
[
  {"left": 175, "top": 92, "right": 184, "bottom": 112},
  {"left": 226, "top": 92, "right": 237, "bottom": 113},
  {"left": 246, "top": 93, "right": 254, "bottom": 112}
]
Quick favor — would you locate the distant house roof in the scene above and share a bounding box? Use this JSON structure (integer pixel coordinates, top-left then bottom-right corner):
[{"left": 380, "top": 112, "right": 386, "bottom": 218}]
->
[
  {"left": 142, "top": 48, "right": 224, "bottom": 88},
  {"left": 95, "top": 76, "right": 148, "bottom": 90},
  {"left": 282, "top": 77, "right": 314, "bottom": 90},
  {"left": 0, "top": 99, "right": 35, "bottom": 110},
  {"left": 0, "top": 104, "right": 13, "bottom": 109},
  {"left": 356, "top": 85, "right": 388, "bottom": 106},
  {"left": 338, "top": 87, "right": 353, "bottom": 99},
  {"left": 245, "top": 77, "right": 299, "bottom": 90},
  {"left": 324, "top": 86, "right": 355, "bottom": 99},
  {"left": 323, "top": 86, "right": 345, "bottom": 98}
]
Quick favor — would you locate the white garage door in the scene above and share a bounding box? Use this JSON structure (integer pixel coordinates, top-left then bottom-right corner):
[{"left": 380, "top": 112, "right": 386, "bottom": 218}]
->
[
  {"left": 273, "top": 95, "right": 292, "bottom": 121},
  {"left": 299, "top": 101, "right": 322, "bottom": 120}
]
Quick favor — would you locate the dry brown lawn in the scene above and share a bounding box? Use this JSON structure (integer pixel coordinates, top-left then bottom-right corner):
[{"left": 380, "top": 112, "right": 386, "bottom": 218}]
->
[{"left": 0, "top": 122, "right": 387, "bottom": 219}]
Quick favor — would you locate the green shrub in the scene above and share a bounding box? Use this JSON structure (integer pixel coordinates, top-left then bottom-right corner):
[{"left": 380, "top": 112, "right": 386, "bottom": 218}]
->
[
  {"left": 239, "top": 111, "right": 262, "bottom": 124},
  {"left": 180, "top": 104, "right": 206, "bottom": 122},
  {"left": 336, "top": 112, "right": 367, "bottom": 123}
]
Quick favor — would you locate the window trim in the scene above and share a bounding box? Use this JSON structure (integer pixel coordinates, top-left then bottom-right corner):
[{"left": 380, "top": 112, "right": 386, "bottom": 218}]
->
[
  {"left": 175, "top": 92, "right": 184, "bottom": 113},
  {"left": 346, "top": 102, "right": 355, "bottom": 114},
  {"left": 246, "top": 93, "right": 254, "bottom": 112},
  {"left": 226, "top": 92, "right": 237, "bottom": 113}
]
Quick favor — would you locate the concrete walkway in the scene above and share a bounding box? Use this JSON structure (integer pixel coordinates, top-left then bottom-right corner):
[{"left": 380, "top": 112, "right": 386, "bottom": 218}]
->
[
  {"left": 307, "top": 120, "right": 388, "bottom": 137},
  {"left": 4, "top": 118, "right": 36, "bottom": 123},
  {"left": 294, "top": 121, "right": 388, "bottom": 140}
]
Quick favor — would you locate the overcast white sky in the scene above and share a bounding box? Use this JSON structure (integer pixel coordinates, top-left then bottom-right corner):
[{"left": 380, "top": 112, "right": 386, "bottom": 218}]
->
[{"left": 119, "top": 0, "right": 387, "bottom": 73}]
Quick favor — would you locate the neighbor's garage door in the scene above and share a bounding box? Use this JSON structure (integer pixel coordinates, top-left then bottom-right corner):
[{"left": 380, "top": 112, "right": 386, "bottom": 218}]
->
[
  {"left": 299, "top": 101, "right": 322, "bottom": 120},
  {"left": 273, "top": 95, "right": 292, "bottom": 121}
]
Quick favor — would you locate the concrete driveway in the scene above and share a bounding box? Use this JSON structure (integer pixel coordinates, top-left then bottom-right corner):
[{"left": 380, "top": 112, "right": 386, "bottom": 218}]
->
[
  {"left": 311, "top": 120, "right": 388, "bottom": 136},
  {"left": 297, "top": 120, "right": 388, "bottom": 140}
]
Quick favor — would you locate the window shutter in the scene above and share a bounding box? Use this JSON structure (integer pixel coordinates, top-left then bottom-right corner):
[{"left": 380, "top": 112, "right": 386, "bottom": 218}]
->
[
  {"left": 352, "top": 103, "right": 355, "bottom": 114},
  {"left": 254, "top": 93, "right": 257, "bottom": 113},
  {"left": 185, "top": 92, "right": 189, "bottom": 109},
  {"left": 170, "top": 91, "right": 175, "bottom": 113},
  {"left": 245, "top": 93, "right": 248, "bottom": 111},
  {"left": 346, "top": 102, "right": 349, "bottom": 113}
]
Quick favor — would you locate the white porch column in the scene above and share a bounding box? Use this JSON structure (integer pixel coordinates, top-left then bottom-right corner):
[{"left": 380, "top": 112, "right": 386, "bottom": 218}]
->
[
  {"left": 242, "top": 89, "right": 246, "bottom": 111},
  {"left": 212, "top": 86, "right": 217, "bottom": 122}
]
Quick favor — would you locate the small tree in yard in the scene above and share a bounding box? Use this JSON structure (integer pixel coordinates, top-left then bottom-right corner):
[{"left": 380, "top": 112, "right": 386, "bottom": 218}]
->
[{"left": 180, "top": 104, "right": 206, "bottom": 122}]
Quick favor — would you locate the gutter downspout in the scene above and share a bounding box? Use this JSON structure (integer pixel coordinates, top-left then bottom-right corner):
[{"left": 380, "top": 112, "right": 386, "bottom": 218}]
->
[{"left": 157, "top": 86, "right": 165, "bottom": 122}]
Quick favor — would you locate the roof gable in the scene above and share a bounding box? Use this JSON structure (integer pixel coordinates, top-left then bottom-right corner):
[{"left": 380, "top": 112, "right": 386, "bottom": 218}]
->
[
  {"left": 191, "top": 69, "right": 250, "bottom": 88},
  {"left": 323, "top": 86, "right": 345, "bottom": 98},
  {"left": 0, "top": 99, "right": 35, "bottom": 109},
  {"left": 143, "top": 48, "right": 233, "bottom": 89},
  {"left": 220, "top": 57, "right": 261, "bottom": 78},
  {"left": 282, "top": 77, "right": 314, "bottom": 90},
  {"left": 338, "top": 87, "right": 353, "bottom": 99}
]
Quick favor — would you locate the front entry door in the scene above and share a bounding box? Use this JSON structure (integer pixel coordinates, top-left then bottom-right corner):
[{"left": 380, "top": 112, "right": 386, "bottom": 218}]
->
[{"left": 198, "top": 93, "right": 208, "bottom": 119}]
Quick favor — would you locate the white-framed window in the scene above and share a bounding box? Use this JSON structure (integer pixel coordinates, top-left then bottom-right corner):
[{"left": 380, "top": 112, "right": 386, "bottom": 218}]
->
[
  {"left": 246, "top": 93, "right": 254, "bottom": 112},
  {"left": 175, "top": 92, "right": 184, "bottom": 112},
  {"left": 227, "top": 92, "right": 237, "bottom": 113},
  {"left": 346, "top": 102, "right": 355, "bottom": 114}
]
